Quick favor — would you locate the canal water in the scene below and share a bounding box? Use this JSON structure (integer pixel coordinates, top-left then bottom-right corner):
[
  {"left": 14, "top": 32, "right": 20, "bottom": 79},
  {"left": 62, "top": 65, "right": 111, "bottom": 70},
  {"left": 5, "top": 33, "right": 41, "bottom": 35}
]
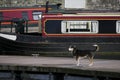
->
[{"left": 0, "top": 72, "right": 93, "bottom": 80}]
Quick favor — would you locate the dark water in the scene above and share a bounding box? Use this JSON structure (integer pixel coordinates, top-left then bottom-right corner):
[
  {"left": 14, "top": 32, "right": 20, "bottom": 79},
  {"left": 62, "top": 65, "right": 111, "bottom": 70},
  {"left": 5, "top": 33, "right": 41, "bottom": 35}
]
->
[{"left": 0, "top": 72, "right": 92, "bottom": 80}]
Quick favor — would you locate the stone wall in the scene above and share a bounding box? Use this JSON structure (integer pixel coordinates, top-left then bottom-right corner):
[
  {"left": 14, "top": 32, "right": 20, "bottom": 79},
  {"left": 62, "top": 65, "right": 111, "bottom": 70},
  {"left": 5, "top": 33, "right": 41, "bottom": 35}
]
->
[
  {"left": 87, "top": 0, "right": 120, "bottom": 10},
  {"left": 0, "top": 0, "right": 120, "bottom": 10},
  {"left": 0, "top": 0, "right": 61, "bottom": 7}
]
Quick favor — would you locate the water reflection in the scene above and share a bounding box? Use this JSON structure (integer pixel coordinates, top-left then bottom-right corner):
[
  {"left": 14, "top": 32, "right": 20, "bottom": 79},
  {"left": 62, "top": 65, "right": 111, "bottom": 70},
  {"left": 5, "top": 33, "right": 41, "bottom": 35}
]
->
[
  {"left": 64, "top": 75, "right": 92, "bottom": 80},
  {"left": 0, "top": 72, "right": 92, "bottom": 80}
]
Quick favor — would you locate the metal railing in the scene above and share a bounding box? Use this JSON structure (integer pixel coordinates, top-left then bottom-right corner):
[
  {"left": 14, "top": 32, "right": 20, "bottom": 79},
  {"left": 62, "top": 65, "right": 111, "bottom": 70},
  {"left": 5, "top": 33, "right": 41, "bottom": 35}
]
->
[{"left": 0, "top": 18, "right": 28, "bottom": 33}]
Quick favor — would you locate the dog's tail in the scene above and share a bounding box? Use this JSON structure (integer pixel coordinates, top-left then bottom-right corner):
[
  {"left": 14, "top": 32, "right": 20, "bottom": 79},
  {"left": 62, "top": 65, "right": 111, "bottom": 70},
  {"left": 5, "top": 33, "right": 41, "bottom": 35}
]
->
[{"left": 92, "top": 44, "right": 99, "bottom": 52}]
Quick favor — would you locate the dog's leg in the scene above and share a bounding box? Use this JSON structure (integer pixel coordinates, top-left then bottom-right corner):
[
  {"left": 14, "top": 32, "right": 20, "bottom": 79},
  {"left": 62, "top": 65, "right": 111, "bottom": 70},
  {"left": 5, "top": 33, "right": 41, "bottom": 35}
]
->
[
  {"left": 88, "top": 56, "right": 94, "bottom": 66},
  {"left": 76, "top": 56, "right": 80, "bottom": 66}
]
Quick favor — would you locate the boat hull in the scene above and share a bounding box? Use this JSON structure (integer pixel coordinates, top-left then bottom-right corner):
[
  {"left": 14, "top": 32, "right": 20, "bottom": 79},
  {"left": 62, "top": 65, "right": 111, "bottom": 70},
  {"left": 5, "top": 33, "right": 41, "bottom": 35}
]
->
[{"left": 0, "top": 33, "right": 120, "bottom": 59}]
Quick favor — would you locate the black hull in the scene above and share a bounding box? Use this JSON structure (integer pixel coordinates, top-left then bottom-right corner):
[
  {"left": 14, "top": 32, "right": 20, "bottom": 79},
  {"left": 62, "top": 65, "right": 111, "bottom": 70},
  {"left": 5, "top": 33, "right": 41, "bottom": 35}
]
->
[
  {"left": 0, "top": 33, "right": 120, "bottom": 59},
  {"left": 0, "top": 33, "right": 68, "bottom": 55}
]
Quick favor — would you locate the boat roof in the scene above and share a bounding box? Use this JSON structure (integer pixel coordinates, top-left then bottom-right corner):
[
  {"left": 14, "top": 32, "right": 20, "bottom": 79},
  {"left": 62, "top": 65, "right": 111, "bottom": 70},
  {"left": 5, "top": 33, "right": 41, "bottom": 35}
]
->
[{"left": 62, "top": 12, "right": 120, "bottom": 16}]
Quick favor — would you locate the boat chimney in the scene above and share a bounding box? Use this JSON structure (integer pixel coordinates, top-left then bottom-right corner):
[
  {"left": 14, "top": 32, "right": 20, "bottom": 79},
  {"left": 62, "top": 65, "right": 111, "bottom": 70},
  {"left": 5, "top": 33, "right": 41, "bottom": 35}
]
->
[{"left": 45, "top": 0, "right": 49, "bottom": 13}]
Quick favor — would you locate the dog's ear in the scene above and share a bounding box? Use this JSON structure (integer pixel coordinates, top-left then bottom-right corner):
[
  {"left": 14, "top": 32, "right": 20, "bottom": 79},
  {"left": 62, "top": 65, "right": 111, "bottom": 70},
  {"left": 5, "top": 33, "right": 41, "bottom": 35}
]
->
[{"left": 69, "top": 45, "right": 76, "bottom": 48}]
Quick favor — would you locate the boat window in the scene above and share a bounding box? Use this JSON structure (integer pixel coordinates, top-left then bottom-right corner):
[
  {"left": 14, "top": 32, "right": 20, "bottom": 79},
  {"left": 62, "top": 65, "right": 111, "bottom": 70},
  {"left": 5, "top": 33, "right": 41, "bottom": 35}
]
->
[
  {"left": 32, "top": 11, "right": 42, "bottom": 20},
  {"left": 0, "top": 12, "right": 3, "bottom": 20},
  {"left": 22, "top": 11, "right": 28, "bottom": 20},
  {"left": 61, "top": 21, "right": 98, "bottom": 33},
  {"left": 116, "top": 21, "right": 120, "bottom": 33}
]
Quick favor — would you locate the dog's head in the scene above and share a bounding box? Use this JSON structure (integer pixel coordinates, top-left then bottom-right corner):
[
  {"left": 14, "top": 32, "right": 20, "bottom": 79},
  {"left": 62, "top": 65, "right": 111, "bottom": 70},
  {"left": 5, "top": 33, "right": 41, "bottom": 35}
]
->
[
  {"left": 93, "top": 44, "right": 99, "bottom": 51},
  {"left": 68, "top": 45, "right": 76, "bottom": 52}
]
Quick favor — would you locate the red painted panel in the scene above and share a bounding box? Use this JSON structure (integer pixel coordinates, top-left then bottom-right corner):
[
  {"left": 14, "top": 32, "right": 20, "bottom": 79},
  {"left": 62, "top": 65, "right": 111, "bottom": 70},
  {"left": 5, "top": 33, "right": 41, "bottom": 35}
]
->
[
  {"left": 27, "top": 11, "right": 32, "bottom": 20},
  {"left": 3, "top": 11, "right": 22, "bottom": 20}
]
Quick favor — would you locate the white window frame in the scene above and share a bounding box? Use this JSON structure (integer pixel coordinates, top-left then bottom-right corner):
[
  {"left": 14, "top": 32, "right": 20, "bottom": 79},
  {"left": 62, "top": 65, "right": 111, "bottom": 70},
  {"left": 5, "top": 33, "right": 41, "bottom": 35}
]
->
[
  {"left": 61, "top": 20, "right": 98, "bottom": 33},
  {"left": 116, "top": 21, "right": 120, "bottom": 33},
  {"left": 32, "top": 11, "right": 42, "bottom": 20}
]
